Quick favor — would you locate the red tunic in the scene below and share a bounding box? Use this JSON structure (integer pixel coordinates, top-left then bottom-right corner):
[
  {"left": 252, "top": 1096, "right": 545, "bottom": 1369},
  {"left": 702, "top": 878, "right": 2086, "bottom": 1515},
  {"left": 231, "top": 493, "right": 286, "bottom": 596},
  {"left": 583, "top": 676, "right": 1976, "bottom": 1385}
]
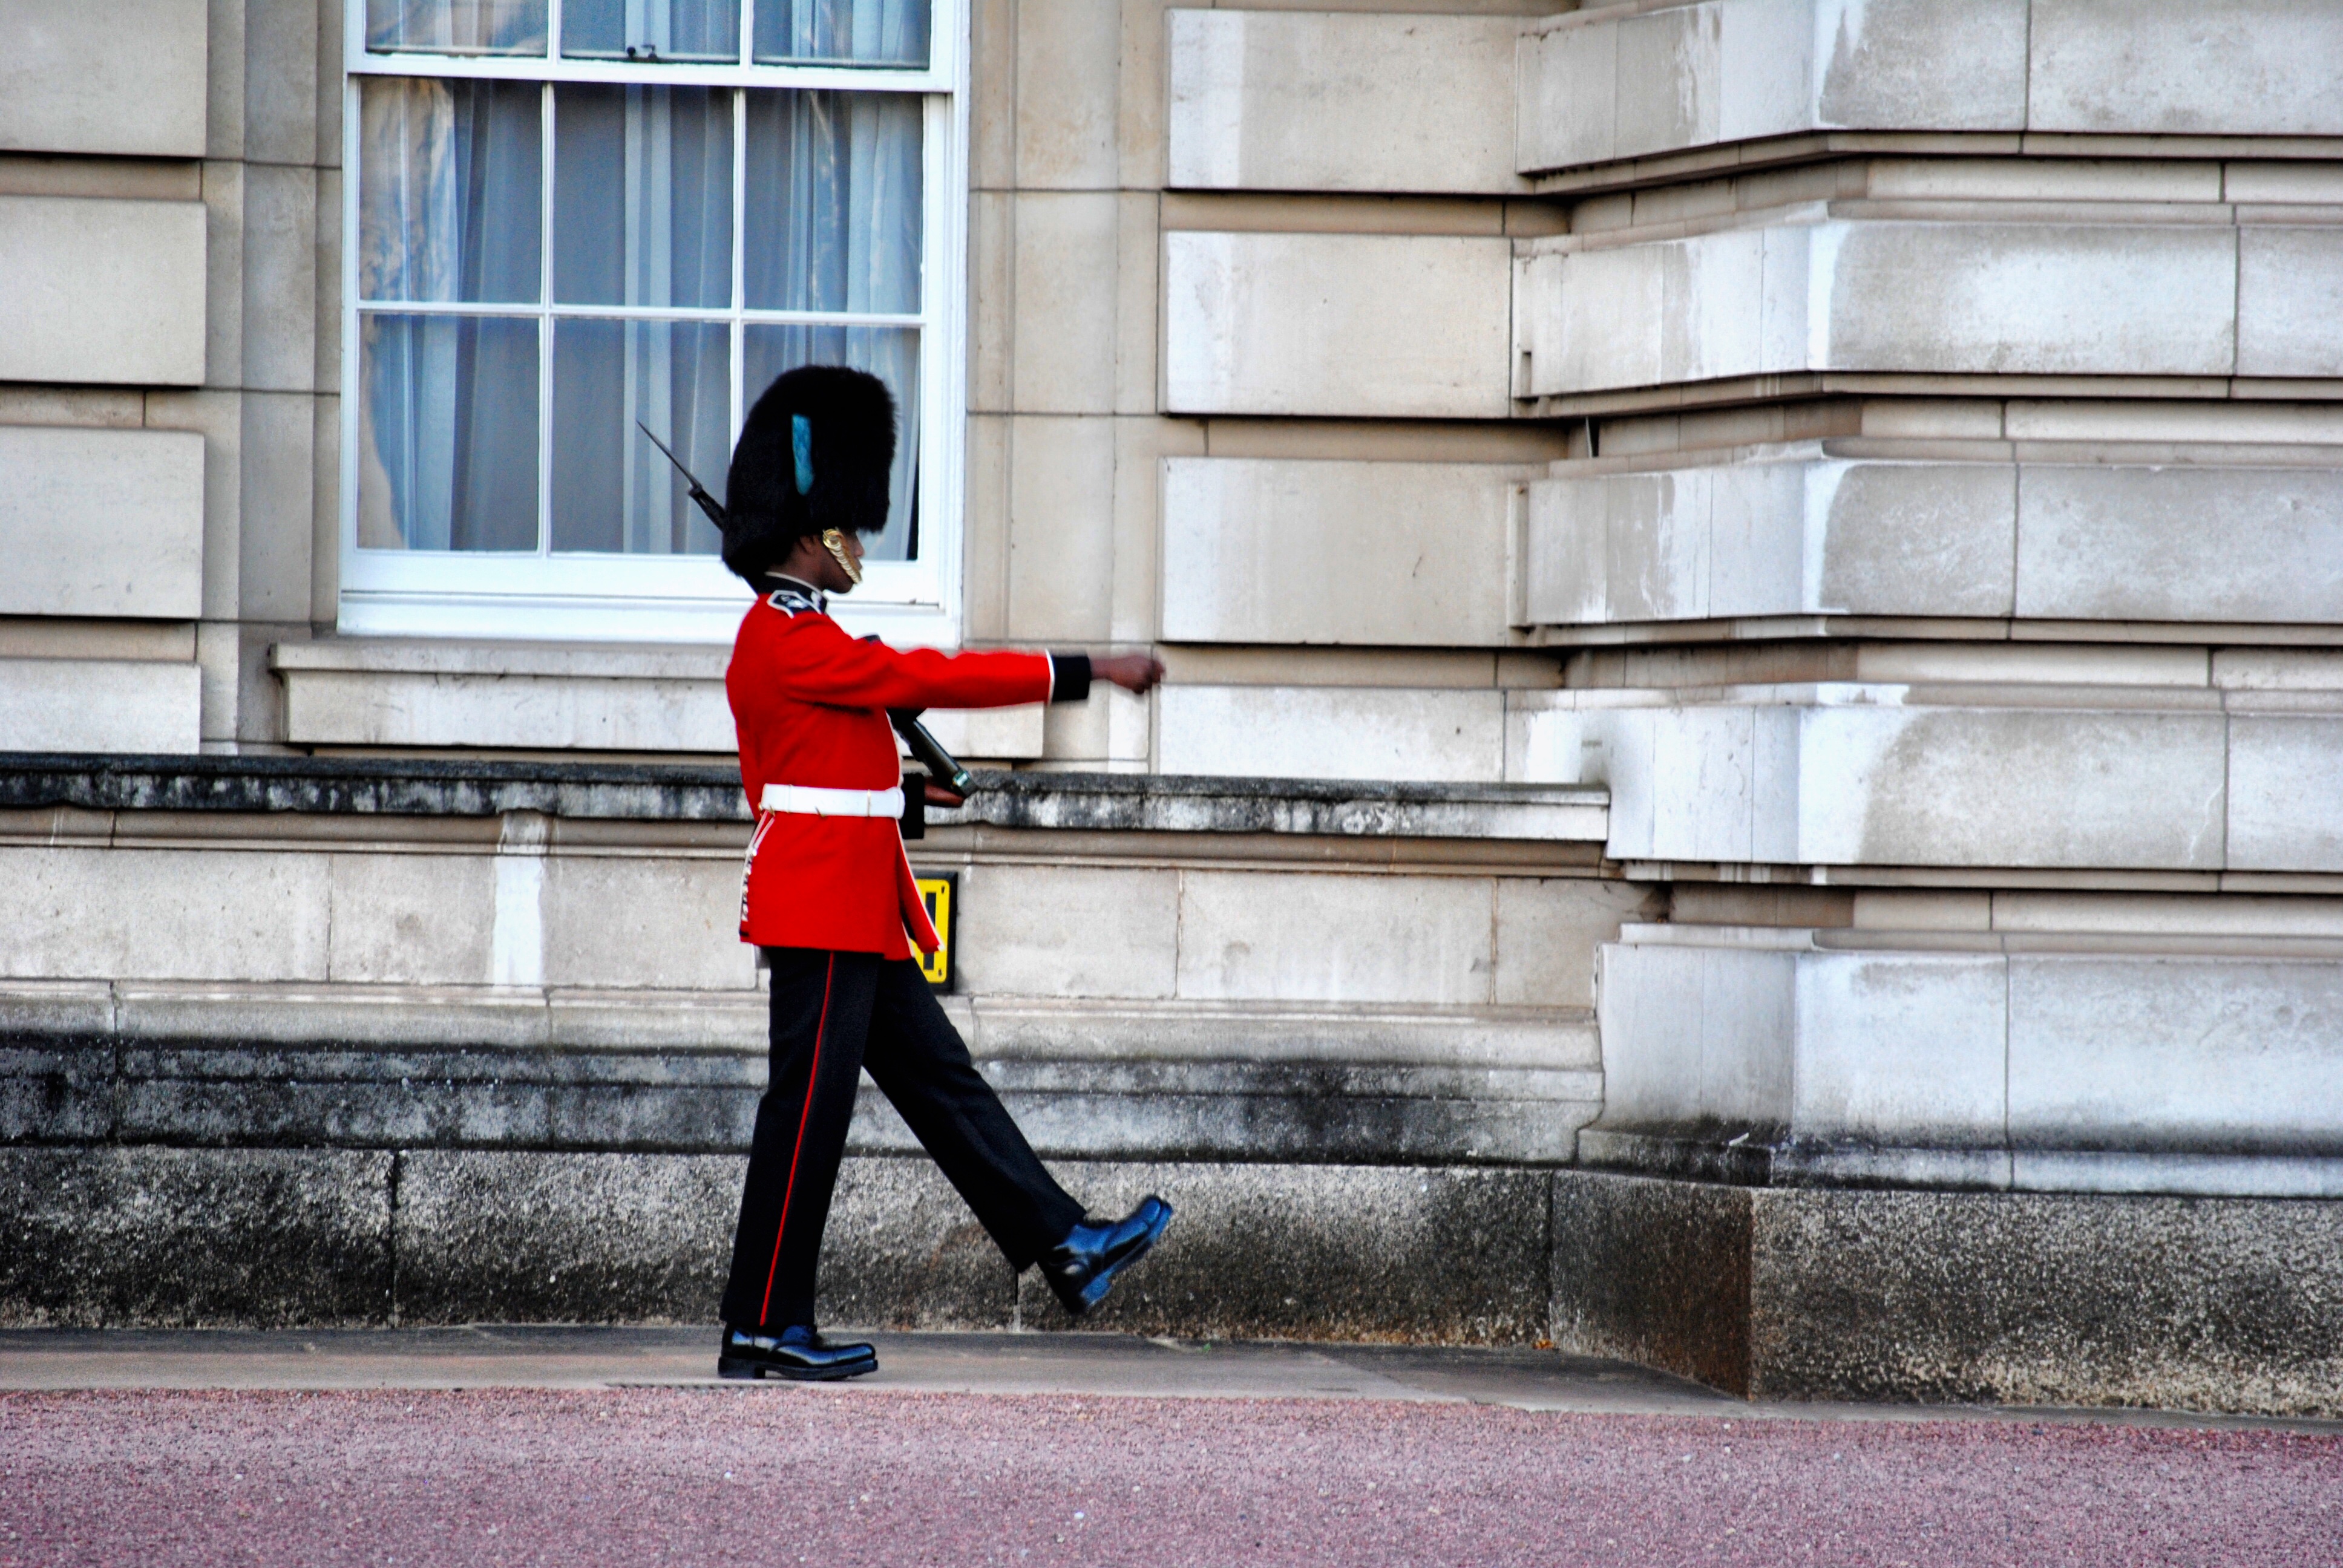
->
[{"left": 727, "top": 592, "right": 1053, "bottom": 958}]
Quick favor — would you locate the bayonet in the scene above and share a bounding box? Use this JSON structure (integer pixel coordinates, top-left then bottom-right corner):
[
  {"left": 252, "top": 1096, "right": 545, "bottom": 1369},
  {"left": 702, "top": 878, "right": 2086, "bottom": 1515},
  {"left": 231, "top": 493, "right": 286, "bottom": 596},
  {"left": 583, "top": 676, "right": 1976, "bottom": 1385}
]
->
[{"left": 636, "top": 420, "right": 730, "bottom": 529}]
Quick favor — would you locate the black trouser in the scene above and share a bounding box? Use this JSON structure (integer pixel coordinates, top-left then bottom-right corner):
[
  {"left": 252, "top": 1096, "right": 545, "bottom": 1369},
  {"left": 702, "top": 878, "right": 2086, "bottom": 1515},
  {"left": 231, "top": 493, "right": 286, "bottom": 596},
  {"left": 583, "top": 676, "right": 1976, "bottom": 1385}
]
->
[{"left": 721, "top": 947, "right": 1086, "bottom": 1331}]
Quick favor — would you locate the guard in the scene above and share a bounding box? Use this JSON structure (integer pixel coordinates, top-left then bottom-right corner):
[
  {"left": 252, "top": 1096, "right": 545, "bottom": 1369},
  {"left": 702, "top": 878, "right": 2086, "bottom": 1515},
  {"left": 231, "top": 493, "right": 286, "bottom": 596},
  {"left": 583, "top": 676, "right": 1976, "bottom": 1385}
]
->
[{"left": 709, "top": 365, "right": 1172, "bottom": 1382}]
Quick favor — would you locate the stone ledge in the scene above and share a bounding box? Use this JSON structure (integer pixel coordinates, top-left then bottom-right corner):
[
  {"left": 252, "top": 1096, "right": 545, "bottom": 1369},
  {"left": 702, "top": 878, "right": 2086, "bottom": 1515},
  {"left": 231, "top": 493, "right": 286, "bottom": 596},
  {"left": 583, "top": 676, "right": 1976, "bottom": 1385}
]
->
[{"left": 0, "top": 754, "right": 1606, "bottom": 842}]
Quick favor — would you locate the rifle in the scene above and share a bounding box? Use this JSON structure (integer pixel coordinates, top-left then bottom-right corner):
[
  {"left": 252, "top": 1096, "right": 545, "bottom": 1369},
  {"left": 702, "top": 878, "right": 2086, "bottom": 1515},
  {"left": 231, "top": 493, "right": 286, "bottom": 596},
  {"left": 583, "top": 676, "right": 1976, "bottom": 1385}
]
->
[{"left": 635, "top": 422, "right": 978, "bottom": 817}]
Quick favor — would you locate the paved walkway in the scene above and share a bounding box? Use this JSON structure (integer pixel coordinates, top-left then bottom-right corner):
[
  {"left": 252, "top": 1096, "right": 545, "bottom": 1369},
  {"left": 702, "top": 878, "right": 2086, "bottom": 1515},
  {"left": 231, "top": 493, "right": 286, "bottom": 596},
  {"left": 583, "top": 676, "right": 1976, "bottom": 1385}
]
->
[{"left": 5, "top": 1329, "right": 2339, "bottom": 1566}]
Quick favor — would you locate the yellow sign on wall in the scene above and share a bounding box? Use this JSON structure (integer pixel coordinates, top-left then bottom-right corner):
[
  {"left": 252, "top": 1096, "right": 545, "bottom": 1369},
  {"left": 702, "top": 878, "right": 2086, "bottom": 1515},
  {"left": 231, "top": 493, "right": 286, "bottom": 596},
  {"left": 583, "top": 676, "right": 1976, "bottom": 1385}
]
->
[{"left": 914, "top": 872, "right": 957, "bottom": 990}]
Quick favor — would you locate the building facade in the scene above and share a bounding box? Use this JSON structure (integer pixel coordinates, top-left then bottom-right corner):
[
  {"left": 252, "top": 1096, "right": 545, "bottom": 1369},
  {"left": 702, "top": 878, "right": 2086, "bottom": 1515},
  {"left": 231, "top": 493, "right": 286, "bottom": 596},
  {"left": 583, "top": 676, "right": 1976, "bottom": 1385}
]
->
[{"left": 4, "top": 0, "right": 2341, "bottom": 1412}]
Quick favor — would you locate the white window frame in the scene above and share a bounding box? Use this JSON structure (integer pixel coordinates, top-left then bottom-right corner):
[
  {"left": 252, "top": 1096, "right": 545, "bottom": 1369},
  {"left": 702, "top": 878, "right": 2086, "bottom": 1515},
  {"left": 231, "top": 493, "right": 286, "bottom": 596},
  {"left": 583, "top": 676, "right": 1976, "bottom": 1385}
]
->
[{"left": 337, "top": 0, "right": 970, "bottom": 646}]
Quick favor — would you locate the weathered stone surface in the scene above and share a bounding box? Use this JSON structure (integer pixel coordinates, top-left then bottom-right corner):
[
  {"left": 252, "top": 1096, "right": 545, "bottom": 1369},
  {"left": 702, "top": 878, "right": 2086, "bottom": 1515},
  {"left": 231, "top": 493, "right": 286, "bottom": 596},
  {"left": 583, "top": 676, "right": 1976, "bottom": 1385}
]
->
[
  {"left": 0, "top": 427, "right": 205, "bottom": 620},
  {"left": 1016, "top": 1160, "right": 1552, "bottom": 1344},
  {"left": 393, "top": 1151, "right": 740, "bottom": 1325},
  {"left": 1163, "top": 231, "right": 1512, "bottom": 419},
  {"left": 0, "top": 1044, "right": 115, "bottom": 1143},
  {"left": 1168, "top": 10, "right": 1524, "bottom": 195},
  {"left": 0, "top": 0, "right": 207, "bottom": 157},
  {"left": 0, "top": 1147, "right": 392, "bottom": 1327},
  {"left": 1515, "top": 221, "right": 2238, "bottom": 397},
  {"left": 0, "top": 662, "right": 202, "bottom": 756},
  {"left": 0, "top": 195, "right": 207, "bottom": 386},
  {"left": 1751, "top": 1187, "right": 2343, "bottom": 1416},
  {"left": 1161, "top": 457, "right": 1522, "bottom": 646},
  {"left": 1552, "top": 1169, "right": 2343, "bottom": 1414},
  {"left": 1156, "top": 685, "right": 1509, "bottom": 783},
  {"left": 1550, "top": 1169, "right": 1753, "bottom": 1395},
  {"left": 396, "top": 1148, "right": 1017, "bottom": 1322}
]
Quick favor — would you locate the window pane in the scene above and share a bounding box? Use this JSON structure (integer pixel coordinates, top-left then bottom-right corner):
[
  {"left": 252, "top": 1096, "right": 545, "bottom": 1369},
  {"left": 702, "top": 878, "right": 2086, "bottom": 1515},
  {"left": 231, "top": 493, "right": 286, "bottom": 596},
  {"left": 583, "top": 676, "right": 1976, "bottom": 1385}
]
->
[
  {"left": 359, "top": 79, "right": 543, "bottom": 304},
  {"left": 744, "top": 91, "right": 921, "bottom": 315},
  {"left": 367, "top": 0, "right": 547, "bottom": 54},
  {"left": 743, "top": 325, "right": 919, "bottom": 562},
  {"left": 358, "top": 314, "right": 541, "bottom": 552},
  {"left": 552, "top": 86, "right": 732, "bottom": 309},
  {"left": 754, "top": 0, "right": 929, "bottom": 67},
  {"left": 563, "top": 0, "right": 739, "bottom": 60},
  {"left": 551, "top": 318, "right": 730, "bottom": 555}
]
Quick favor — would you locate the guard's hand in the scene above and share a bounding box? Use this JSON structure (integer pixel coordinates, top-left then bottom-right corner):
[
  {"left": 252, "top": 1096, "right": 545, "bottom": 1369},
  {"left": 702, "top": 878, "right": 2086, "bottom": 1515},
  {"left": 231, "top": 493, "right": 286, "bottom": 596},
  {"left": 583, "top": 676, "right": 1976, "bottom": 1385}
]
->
[{"left": 1094, "top": 653, "right": 1165, "bottom": 696}]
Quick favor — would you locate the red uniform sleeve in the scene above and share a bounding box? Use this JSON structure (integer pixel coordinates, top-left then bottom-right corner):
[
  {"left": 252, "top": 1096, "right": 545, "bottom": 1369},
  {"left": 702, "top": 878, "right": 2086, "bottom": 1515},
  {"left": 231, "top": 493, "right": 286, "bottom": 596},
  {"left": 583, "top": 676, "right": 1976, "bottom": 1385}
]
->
[{"left": 768, "top": 614, "right": 1053, "bottom": 710}]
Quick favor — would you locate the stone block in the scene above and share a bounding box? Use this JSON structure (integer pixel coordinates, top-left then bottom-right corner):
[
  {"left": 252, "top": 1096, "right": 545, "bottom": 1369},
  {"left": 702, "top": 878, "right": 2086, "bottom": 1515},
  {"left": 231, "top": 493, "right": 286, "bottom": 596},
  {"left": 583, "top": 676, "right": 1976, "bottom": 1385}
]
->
[
  {"left": 0, "top": 195, "right": 207, "bottom": 386},
  {"left": 0, "top": 426, "right": 205, "bottom": 619},
  {"left": 1006, "top": 416, "right": 1117, "bottom": 641},
  {"left": 1524, "top": 457, "right": 2017, "bottom": 627},
  {"left": 1826, "top": 221, "right": 2237, "bottom": 377},
  {"left": 1555, "top": 1169, "right": 2343, "bottom": 1413},
  {"left": 1594, "top": 938, "right": 1795, "bottom": 1135},
  {"left": 393, "top": 1150, "right": 738, "bottom": 1324},
  {"left": 1155, "top": 684, "right": 1507, "bottom": 783},
  {"left": 1492, "top": 878, "right": 1660, "bottom": 1010},
  {"left": 237, "top": 165, "right": 320, "bottom": 393},
  {"left": 0, "top": 1042, "right": 116, "bottom": 1143},
  {"left": 1515, "top": 0, "right": 2028, "bottom": 174},
  {"left": 1174, "top": 871, "right": 1494, "bottom": 1006},
  {"left": 1018, "top": 1160, "right": 1552, "bottom": 1344},
  {"left": 953, "top": 864, "right": 1180, "bottom": 999},
  {"left": 1791, "top": 950, "right": 2007, "bottom": 1148},
  {"left": 326, "top": 853, "right": 497, "bottom": 986},
  {"left": 2016, "top": 464, "right": 2343, "bottom": 624},
  {"left": 1516, "top": 220, "right": 2237, "bottom": 396},
  {"left": 1167, "top": 10, "right": 1524, "bottom": 195},
  {"left": 540, "top": 856, "right": 758, "bottom": 992},
  {"left": 1011, "top": 192, "right": 1121, "bottom": 414},
  {"left": 237, "top": 391, "right": 318, "bottom": 621},
  {"left": 0, "top": 659, "right": 202, "bottom": 755},
  {"left": 240, "top": 0, "right": 320, "bottom": 165},
  {"left": 2027, "top": 0, "right": 2343, "bottom": 137},
  {"left": 1749, "top": 1186, "right": 2343, "bottom": 1414},
  {"left": 1161, "top": 457, "right": 1519, "bottom": 645},
  {"left": 2008, "top": 956, "right": 2343, "bottom": 1158},
  {"left": 2237, "top": 227, "right": 2343, "bottom": 379},
  {"left": 1162, "top": 231, "right": 1512, "bottom": 418},
  {"left": 392, "top": 1151, "right": 1018, "bottom": 1328},
  {"left": 1015, "top": 0, "right": 1121, "bottom": 190},
  {"left": 913, "top": 703, "right": 1046, "bottom": 762},
  {"left": 1591, "top": 700, "right": 2231, "bottom": 870},
  {"left": 280, "top": 670, "right": 737, "bottom": 751},
  {"left": 1550, "top": 1169, "right": 1753, "bottom": 1394},
  {"left": 0, "top": 846, "right": 329, "bottom": 982},
  {"left": 2230, "top": 716, "right": 2343, "bottom": 872},
  {"left": 0, "top": 1147, "right": 392, "bottom": 1327},
  {"left": 0, "top": 0, "right": 207, "bottom": 157}
]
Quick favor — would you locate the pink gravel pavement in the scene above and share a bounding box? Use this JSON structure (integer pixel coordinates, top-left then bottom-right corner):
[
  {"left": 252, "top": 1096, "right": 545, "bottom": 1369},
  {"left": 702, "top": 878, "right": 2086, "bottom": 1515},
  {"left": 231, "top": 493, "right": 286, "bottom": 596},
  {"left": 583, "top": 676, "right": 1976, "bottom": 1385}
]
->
[{"left": 5, "top": 1386, "right": 2340, "bottom": 1567}]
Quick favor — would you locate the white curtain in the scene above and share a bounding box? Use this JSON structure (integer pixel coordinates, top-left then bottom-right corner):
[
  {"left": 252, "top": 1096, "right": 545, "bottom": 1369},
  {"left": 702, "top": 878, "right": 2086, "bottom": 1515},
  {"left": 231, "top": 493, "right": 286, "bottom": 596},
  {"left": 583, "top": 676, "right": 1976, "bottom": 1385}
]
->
[
  {"left": 367, "top": 0, "right": 547, "bottom": 54},
  {"left": 755, "top": 0, "right": 929, "bottom": 66},
  {"left": 551, "top": 85, "right": 734, "bottom": 554},
  {"left": 744, "top": 90, "right": 923, "bottom": 558},
  {"left": 356, "top": 79, "right": 543, "bottom": 550},
  {"left": 563, "top": 0, "right": 739, "bottom": 61}
]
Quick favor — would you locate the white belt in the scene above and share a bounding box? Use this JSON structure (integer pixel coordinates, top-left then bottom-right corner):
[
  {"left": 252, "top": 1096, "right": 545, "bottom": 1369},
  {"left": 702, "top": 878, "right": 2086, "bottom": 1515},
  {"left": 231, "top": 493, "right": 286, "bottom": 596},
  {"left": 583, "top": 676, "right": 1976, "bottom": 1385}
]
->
[{"left": 759, "top": 783, "right": 905, "bottom": 818}]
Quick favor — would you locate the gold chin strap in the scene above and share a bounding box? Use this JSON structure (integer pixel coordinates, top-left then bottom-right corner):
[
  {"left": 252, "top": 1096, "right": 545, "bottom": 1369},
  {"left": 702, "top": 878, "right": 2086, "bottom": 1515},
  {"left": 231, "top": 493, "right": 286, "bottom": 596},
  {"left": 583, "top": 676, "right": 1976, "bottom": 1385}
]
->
[{"left": 820, "top": 528, "right": 863, "bottom": 586}]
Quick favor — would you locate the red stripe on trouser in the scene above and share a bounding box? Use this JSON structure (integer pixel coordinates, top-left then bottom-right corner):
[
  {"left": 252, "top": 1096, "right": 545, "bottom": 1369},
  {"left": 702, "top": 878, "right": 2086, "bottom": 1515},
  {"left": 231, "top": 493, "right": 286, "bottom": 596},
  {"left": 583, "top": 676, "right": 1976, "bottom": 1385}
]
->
[{"left": 758, "top": 952, "right": 836, "bottom": 1325}]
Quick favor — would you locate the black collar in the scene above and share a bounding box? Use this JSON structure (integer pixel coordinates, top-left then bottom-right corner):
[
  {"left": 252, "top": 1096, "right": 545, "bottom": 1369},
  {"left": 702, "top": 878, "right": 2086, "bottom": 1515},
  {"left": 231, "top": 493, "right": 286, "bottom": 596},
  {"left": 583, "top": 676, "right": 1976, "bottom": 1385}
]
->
[{"left": 764, "top": 573, "right": 826, "bottom": 616}]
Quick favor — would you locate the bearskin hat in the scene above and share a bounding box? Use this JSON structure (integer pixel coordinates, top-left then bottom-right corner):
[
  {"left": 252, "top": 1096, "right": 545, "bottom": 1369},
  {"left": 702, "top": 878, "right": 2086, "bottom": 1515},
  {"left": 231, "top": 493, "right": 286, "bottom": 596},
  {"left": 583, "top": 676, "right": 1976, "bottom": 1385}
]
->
[{"left": 719, "top": 365, "right": 897, "bottom": 583}]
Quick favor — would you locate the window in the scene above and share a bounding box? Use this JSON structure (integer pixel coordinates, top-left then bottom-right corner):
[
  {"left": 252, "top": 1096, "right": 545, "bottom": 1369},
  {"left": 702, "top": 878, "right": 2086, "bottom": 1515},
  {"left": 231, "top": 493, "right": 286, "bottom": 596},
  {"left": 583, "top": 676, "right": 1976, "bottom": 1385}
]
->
[{"left": 339, "top": 0, "right": 965, "bottom": 642}]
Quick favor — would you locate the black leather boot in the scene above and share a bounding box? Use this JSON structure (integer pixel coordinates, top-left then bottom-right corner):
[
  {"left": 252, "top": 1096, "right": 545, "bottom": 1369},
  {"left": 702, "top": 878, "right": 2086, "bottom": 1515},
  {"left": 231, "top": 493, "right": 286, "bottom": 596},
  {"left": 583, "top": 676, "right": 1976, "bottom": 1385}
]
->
[
  {"left": 717, "top": 1324, "right": 878, "bottom": 1382},
  {"left": 1038, "top": 1195, "right": 1173, "bottom": 1316}
]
